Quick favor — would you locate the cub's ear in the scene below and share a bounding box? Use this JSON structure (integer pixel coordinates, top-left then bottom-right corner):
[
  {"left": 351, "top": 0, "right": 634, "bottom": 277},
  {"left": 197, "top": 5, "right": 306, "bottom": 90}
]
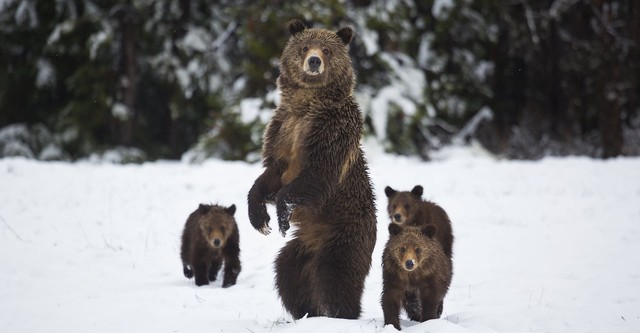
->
[
  {"left": 289, "top": 19, "right": 307, "bottom": 36},
  {"left": 336, "top": 27, "right": 353, "bottom": 45},
  {"left": 384, "top": 186, "right": 397, "bottom": 198},
  {"left": 198, "top": 204, "right": 209, "bottom": 214},
  {"left": 226, "top": 204, "right": 236, "bottom": 217},
  {"left": 411, "top": 185, "right": 423, "bottom": 198},
  {"left": 421, "top": 224, "right": 437, "bottom": 238},
  {"left": 388, "top": 223, "right": 402, "bottom": 236}
]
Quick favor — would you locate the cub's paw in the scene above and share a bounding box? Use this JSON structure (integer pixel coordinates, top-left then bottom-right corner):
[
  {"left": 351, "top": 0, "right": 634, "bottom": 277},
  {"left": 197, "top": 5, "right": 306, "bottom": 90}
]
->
[
  {"left": 195, "top": 277, "right": 209, "bottom": 287},
  {"left": 222, "top": 280, "right": 237, "bottom": 288},
  {"left": 183, "top": 265, "right": 193, "bottom": 279}
]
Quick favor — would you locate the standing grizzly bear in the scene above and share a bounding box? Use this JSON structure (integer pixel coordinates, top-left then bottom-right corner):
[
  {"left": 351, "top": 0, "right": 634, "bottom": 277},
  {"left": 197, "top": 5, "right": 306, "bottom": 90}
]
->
[
  {"left": 381, "top": 223, "right": 452, "bottom": 330},
  {"left": 180, "top": 204, "right": 241, "bottom": 287},
  {"left": 247, "top": 19, "right": 376, "bottom": 319},
  {"left": 385, "top": 185, "right": 454, "bottom": 258}
]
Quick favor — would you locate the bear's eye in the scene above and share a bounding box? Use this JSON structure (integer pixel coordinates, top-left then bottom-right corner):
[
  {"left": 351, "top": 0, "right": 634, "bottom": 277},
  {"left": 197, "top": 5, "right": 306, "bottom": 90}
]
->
[
  {"left": 302, "top": 46, "right": 309, "bottom": 53},
  {"left": 220, "top": 226, "right": 226, "bottom": 234},
  {"left": 404, "top": 203, "right": 409, "bottom": 210},
  {"left": 415, "top": 247, "right": 421, "bottom": 254},
  {"left": 400, "top": 247, "right": 406, "bottom": 253},
  {"left": 392, "top": 204, "right": 397, "bottom": 209},
  {"left": 322, "top": 48, "right": 330, "bottom": 55},
  {"left": 207, "top": 227, "right": 213, "bottom": 233}
]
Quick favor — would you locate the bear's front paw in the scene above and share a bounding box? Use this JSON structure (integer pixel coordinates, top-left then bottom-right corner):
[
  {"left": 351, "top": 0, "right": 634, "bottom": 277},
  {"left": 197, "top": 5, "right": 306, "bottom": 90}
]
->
[
  {"left": 248, "top": 202, "right": 272, "bottom": 235},
  {"left": 278, "top": 217, "right": 290, "bottom": 237},
  {"left": 195, "top": 277, "right": 209, "bottom": 286},
  {"left": 183, "top": 265, "right": 193, "bottom": 278},
  {"left": 222, "top": 280, "right": 237, "bottom": 288},
  {"left": 276, "top": 199, "right": 293, "bottom": 237}
]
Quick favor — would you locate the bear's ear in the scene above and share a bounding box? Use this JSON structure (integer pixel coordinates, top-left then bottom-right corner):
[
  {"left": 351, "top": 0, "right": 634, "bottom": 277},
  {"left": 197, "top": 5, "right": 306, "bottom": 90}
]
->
[
  {"left": 411, "top": 185, "right": 423, "bottom": 198},
  {"left": 226, "top": 204, "right": 236, "bottom": 217},
  {"left": 421, "top": 224, "right": 437, "bottom": 238},
  {"left": 289, "top": 19, "right": 307, "bottom": 36},
  {"left": 388, "top": 223, "right": 402, "bottom": 236},
  {"left": 198, "top": 204, "right": 209, "bottom": 214},
  {"left": 336, "top": 27, "right": 353, "bottom": 45},
  {"left": 384, "top": 186, "right": 397, "bottom": 198}
]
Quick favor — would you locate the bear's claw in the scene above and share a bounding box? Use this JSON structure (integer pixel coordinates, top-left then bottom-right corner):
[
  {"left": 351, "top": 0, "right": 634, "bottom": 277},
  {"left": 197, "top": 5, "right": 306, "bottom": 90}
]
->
[
  {"left": 249, "top": 202, "right": 272, "bottom": 235},
  {"left": 278, "top": 221, "right": 290, "bottom": 237},
  {"left": 258, "top": 224, "right": 272, "bottom": 235}
]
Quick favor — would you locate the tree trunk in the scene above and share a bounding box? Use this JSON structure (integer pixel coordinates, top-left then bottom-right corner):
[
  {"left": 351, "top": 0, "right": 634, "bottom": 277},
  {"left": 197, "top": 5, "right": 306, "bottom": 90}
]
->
[
  {"left": 629, "top": 0, "right": 640, "bottom": 128},
  {"left": 597, "top": 0, "right": 623, "bottom": 158},
  {"left": 167, "top": 0, "right": 191, "bottom": 158},
  {"left": 113, "top": 2, "right": 137, "bottom": 146},
  {"left": 489, "top": 14, "right": 518, "bottom": 153},
  {"left": 122, "top": 11, "right": 136, "bottom": 146}
]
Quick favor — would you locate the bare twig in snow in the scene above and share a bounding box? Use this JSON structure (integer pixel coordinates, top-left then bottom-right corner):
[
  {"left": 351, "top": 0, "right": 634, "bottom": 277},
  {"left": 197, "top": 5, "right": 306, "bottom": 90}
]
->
[{"left": 0, "top": 215, "right": 24, "bottom": 242}]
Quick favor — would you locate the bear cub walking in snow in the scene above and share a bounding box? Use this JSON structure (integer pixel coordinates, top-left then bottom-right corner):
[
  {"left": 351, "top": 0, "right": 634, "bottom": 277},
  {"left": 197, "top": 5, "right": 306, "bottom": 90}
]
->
[
  {"left": 385, "top": 185, "right": 454, "bottom": 258},
  {"left": 381, "top": 223, "right": 453, "bottom": 330},
  {"left": 180, "top": 204, "right": 241, "bottom": 287}
]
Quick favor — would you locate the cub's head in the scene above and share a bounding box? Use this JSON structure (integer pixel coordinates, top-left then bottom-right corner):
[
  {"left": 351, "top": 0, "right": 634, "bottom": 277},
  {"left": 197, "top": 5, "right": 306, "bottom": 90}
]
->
[
  {"left": 387, "top": 223, "right": 438, "bottom": 273},
  {"left": 280, "top": 19, "right": 355, "bottom": 89},
  {"left": 384, "top": 185, "right": 424, "bottom": 224},
  {"left": 197, "top": 204, "right": 236, "bottom": 249}
]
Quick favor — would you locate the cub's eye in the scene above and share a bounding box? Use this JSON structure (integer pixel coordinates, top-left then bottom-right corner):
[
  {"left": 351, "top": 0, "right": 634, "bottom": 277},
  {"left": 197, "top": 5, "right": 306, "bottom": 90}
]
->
[
  {"left": 404, "top": 204, "right": 409, "bottom": 210},
  {"left": 302, "top": 46, "right": 309, "bottom": 52},
  {"left": 207, "top": 227, "right": 213, "bottom": 233},
  {"left": 220, "top": 226, "right": 226, "bottom": 234},
  {"left": 400, "top": 247, "right": 406, "bottom": 253},
  {"left": 415, "top": 247, "right": 421, "bottom": 254},
  {"left": 392, "top": 204, "right": 397, "bottom": 209},
  {"left": 322, "top": 48, "right": 330, "bottom": 55}
]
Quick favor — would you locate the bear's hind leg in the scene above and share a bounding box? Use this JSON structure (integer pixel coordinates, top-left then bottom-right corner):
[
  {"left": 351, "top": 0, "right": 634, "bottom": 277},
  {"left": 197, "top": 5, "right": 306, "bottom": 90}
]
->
[
  {"left": 275, "top": 239, "right": 315, "bottom": 319},
  {"left": 313, "top": 249, "right": 366, "bottom": 319}
]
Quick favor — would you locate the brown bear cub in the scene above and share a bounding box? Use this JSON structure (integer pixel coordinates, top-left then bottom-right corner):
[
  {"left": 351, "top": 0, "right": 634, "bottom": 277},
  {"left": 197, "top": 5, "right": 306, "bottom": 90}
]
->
[
  {"left": 382, "top": 223, "right": 452, "bottom": 330},
  {"left": 180, "top": 204, "right": 241, "bottom": 287},
  {"left": 385, "top": 185, "right": 454, "bottom": 258},
  {"left": 248, "top": 19, "right": 377, "bottom": 319}
]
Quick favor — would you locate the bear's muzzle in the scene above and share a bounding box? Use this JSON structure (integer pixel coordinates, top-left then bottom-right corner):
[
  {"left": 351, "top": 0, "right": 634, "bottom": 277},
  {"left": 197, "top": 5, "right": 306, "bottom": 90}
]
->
[{"left": 303, "top": 49, "right": 324, "bottom": 75}]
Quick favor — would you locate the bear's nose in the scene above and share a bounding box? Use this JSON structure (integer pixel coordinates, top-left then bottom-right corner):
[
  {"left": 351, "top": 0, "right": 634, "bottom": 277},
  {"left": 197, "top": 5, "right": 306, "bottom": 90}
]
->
[
  {"left": 393, "top": 214, "right": 402, "bottom": 222},
  {"left": 213, "top": 239, "right": 221, "bottom": 247},
  {"left": 307, "top": 56, "right": 322, "bottom": 71},
  {"left": 404, "top": 259, "right": 415, "bottom": 271}
]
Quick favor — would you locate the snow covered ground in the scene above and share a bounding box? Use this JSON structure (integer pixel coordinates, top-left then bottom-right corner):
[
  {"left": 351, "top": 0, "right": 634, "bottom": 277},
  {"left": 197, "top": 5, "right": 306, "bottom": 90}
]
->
[{"left": 1, "top": 144, "right": 639, "bottom": 333}]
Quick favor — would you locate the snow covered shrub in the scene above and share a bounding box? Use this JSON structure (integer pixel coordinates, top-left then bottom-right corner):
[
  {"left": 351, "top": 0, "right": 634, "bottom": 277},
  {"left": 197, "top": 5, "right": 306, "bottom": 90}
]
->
[
  {"left": 88, "top": 146, "right": 147, "bottom": 164},
  {"left": 182, "top": 97, "right": 272, "bottom": 163},
  {"left": 0, "top": 123, "right": 67, "bottom": 160}
]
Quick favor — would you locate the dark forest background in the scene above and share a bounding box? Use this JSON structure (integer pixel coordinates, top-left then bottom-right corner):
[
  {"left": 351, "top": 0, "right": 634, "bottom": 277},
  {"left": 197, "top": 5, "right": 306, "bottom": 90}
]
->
[{"left": 1, "top": 0, "right": 638, "bottom": 162}]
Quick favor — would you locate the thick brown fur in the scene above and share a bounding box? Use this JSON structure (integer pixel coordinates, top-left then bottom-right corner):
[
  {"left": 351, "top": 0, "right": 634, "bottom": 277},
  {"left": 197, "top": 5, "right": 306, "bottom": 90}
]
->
[
  {"left": 385, "top": 185, "right": 454, "bottom": 258},
  {"left": 180, "top": 204, "right": 241, "bottom": 287},
  {"left": 247, "top": 19, "right": 376, "bottom": 319},
  {"left": 381, "top": 224, "right": 452, "bottom": 330}
]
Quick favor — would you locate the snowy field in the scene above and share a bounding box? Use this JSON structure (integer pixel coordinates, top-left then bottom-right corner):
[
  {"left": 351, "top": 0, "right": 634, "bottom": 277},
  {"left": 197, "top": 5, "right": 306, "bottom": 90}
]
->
[{"left": 1, "top": 144, "right": 639, "bottom": 333}]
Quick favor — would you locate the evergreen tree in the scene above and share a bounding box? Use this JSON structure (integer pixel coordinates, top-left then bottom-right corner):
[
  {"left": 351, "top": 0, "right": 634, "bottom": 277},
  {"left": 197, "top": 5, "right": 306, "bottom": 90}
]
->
[{"left": 1, "top": 0, "right": 638, "bottom": 161}]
